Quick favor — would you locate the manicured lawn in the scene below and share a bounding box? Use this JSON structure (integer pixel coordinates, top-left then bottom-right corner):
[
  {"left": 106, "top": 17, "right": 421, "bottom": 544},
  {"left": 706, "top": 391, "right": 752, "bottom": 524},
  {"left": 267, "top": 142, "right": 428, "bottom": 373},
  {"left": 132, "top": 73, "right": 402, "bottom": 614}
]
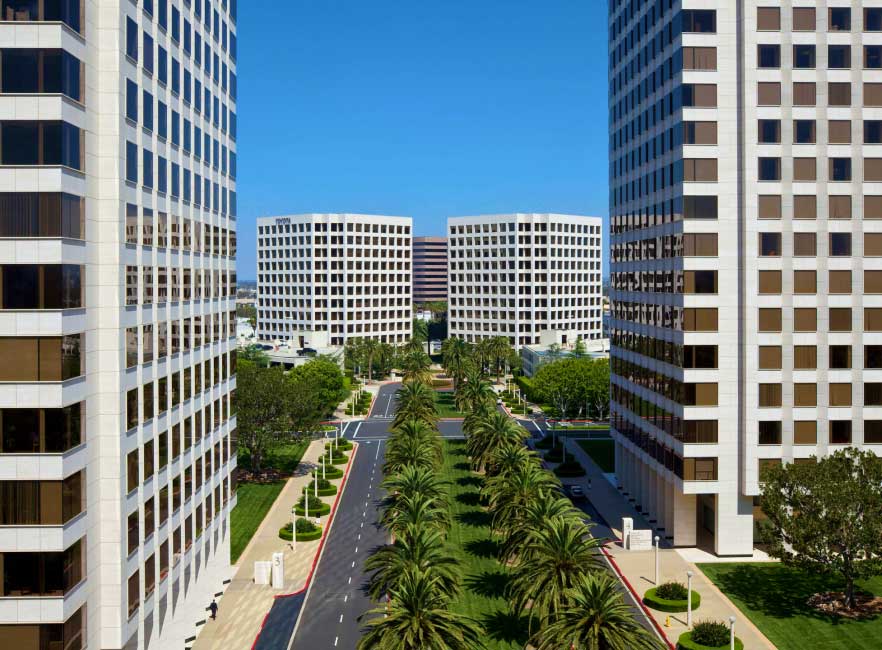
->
[
  {"left": 434, "top": 391, "right": 465, "bottom": 418},
  {"left": 231, "top": 440, "right": 310, "bottom": 563},
  {"left": 577, "top": 438, "right": 615, "bottom": 472},
  {"left": 698, "top": 562, "right": 882, "bottom": 650},
  {"left": 440, "top": 440, "right": 529, "bottom": 649}
]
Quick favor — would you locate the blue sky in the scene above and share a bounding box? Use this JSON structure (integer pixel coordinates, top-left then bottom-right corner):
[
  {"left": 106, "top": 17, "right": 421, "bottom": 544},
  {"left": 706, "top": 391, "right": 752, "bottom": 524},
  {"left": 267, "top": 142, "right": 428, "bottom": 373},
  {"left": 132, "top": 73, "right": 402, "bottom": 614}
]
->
[{"left": 236, "top": 1, "right": 609, "bottom": 279}]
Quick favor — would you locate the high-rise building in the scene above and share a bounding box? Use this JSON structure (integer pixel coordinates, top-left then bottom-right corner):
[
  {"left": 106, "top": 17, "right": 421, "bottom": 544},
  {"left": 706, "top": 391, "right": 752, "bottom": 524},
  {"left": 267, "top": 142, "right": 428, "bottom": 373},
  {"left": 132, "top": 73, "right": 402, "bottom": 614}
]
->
[
  {"left": 448, "top": 214, "right": 603, "bottom": 348},
  {"left": 609, "top": 2, "right": 882, "bottom": 555},
  {"left": 256, "top": 214, "right": 412, "bottom": 346},
  {"left": 0, "top": 1, "right": 238, "bottom": 647},
  {"left": 412, "top": 236, "right": 448, "bottom": 305}
]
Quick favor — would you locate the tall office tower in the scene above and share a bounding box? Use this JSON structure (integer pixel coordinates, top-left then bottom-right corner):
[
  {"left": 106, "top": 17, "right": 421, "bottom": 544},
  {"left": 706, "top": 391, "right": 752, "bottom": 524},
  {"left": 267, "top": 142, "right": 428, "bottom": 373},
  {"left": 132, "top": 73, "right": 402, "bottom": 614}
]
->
[
  {"left": 256, "top": 214, "right": 413, "bottom": 346},
  {"left": 448, "top": 214, "right": 603, "bottom": 348},
  {"left": 0, "top": 1, "right": 238, "bottom": 648},
  {"left": 609, "top": 2, "right": 882, "bottom": 555},
  {"left": 412, "top": 236, "right": 448, "bottom": 305}
]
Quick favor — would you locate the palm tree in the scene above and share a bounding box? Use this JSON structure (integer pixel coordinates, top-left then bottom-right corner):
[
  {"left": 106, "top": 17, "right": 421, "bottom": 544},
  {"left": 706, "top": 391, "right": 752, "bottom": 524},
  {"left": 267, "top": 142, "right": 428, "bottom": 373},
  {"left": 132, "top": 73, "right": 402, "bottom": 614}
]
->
[
  {"left": 399, "top": 349, "right": 433, "bottom": 385},
  {"left": 364, "top": 525, "right": 460, "bottom": 601},
  {"left": 363, "top": 337, "right": 381, "bottom": 382},
  {"left": 474, "top": 338, "right": 493, "bottom": 377},
  {"left": 384, "top": 431, "right": 441, "bottom": 474},
  {"left": 500, "top": 495, "right": 584, "bottom": 564},
  {"left": 466, "top": 411, "right": 527, "bottom": 472},
  {"left": 393, "top": 381, "right": 438, "bottom": 428},
  {"left": 507, "top": 517, "right": 604, "bottom": 630},
  {"left": 382, "top": 464, "right": 448, "bottom": 503},
  {"left": 380, "top": 491, "right": 451, "bottom": 538},
  {"left": 483, "top": 461, "right": 561, "bottom": 536},
  {"left": 358, "top": 568, "right": 485, "bottom": 650},
  {"left": 441, "top": 337, "right": 472, "bottom": 389},
  {"left": 454, "top": 369, "right": 495, "bottom": 413},
  {"left": 486, "top": 442, "right": 537, "bottom": 478},
  {"left": 488, "top": 336, "right": 513, "bottom": 383},
  {"left": 530, "top": 572, "right": 665, "bottom": 650}
]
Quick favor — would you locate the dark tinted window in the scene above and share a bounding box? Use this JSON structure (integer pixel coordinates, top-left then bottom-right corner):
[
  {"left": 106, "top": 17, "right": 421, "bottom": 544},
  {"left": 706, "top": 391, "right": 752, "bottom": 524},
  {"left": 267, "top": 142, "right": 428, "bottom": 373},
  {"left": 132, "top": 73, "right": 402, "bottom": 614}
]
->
[
  {"left": 828, "top": 45, "right": 851, "bottom": 68},
  {"left": 143, "top": 90, "right": 153, "bottom": 130},
  {"left": 758, "top": 44, "right": 780, "bottom": 68},
  {"left": 830, "top": 157, "right": 852, "bottom": 181},
  {"left": 758, "top": 421, "right": 782, "bottom": 445},
  {"left": 0, "top": 193, "right": 83, "bottom": 238},
  {"left": 126, "top": 141, "right": 137, "bottom": 183},
  {"left": 126, "top": 17, "right": 138, "bottom": 60},
  {"left": 0, "top": 121, "right": 81, "bottom": 169},
  {"left": 794, "top": 120, "right": 815, "bottom": 144},
  {"left": 830, "top": 232, "right": 852, "bottom": 256},
  {"left": 866, "top": 45, "right": 882, "bottom": 68},
  {"left": 830, "top": 7, "right": 851, "bottom": 30},
  {"left": 794, "top": 44, "right": 816, "bottom": 68},
  {"left": 682, "top": 9, "right": 715, "bottom": 32},
  {"left": 866, "top": 121, "right": 882, "bottom": 144},
  {"left": 126, "top": 79, "right": 138, "bottom": 121}
]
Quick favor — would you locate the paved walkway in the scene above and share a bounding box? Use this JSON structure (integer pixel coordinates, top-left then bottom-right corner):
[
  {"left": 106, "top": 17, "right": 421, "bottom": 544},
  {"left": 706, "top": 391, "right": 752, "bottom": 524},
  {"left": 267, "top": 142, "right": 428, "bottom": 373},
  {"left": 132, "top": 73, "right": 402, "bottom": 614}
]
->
[
  {"left": 192, "top": 438, "right": 353, "bottom": 650},
  {"left": 560, "top": 438, "right": 776, "bottom": 650}
]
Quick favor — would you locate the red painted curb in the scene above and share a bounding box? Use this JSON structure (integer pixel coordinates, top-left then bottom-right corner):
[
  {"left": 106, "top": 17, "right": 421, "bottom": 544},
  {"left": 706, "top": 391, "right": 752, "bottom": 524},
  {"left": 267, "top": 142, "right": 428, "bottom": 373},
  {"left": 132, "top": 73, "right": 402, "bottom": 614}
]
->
[
  {"left": 249, "top": 443, "right": 359, "bottom": 650},
  {"left": 601, "top": 545, "right": 676, "bottom": 650}
]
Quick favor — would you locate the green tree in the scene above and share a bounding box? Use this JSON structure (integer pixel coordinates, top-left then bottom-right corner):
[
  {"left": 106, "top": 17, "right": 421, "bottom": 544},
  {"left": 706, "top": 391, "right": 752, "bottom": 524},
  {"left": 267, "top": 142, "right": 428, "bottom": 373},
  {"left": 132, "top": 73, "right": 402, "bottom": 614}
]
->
[
  {"left": 759, "top": 448, "right": 882, "bottom": 609},
  {"left": 530, "top": 572, "right": 665, "bottom": 650},
  {"left": 466, "top": 411, "right": 527, "bottom": 472},
  {"left": 572, "top": 338, "right": 587, "bottom": 358},
  {"left": 532, "top": 358, "right": 610, "bottom": 421},
  {"left": 236, "top": 302, "right": 257, "bottom": 327},
  {"left": 454, "top": 369, "right": 494, "bottom": 413},
  {"left": 393, "top": 381, "right": 438, "bottom": 428},
  {"left": 288, "top": 376, "right": 324, "bottom": 435},
  {"left": 236, "top": 361, "right": 292, "bottom": 472},
  {"left": 483, "top": 460, "right": 561, "bottom": 537},
  {"left": 380, "top": 491, "right": 450, "bottom": 537},
  {"left": 358, "top": 569, "right": 484, "bottom": 650},
  {"left": 238, "top": 345, "right": 269, "bottom": 366},
  {"left": 441, "top": 337, "right": 473, "bottom": 389},
  {"left": 488, "top": 336, "right": 514, "bottom": 382},
  {"left": 412, "top": 318, "right": 429, "bottom": 350},
  {"left": 289, "top": 357, "right": 347, "bottom": 417},
  {"left": 399, "top": 349, "right": 433, "bottom": 385}
]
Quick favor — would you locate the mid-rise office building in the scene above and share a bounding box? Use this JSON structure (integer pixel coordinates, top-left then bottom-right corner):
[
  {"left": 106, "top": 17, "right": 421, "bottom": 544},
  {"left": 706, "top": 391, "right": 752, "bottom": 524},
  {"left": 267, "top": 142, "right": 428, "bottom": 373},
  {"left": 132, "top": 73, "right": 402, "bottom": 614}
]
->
[
  {"left": 448, "top": 214, "right": 603, "bottom": 348},
  {"left": 609, "top": 2, "right": 882, "bottom": 555},
  {"left": 0, "top": 1, "right": 238, "bottom": 647},
  {"left": 412, "top": 236, "right": 448, "bottom": 304},
  {"left": 256, "top": 214, "right": 412, "bottom": 346}
]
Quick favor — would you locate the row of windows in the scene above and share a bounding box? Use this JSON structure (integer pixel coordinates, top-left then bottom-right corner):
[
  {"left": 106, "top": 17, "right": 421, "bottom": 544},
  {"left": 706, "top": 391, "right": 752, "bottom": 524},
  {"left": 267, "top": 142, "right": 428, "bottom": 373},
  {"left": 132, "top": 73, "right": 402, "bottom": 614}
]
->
[
  {"left": 757, "top": 6, "right": 881, "bottom": 33},
  {"left": 0, "top": 405, "right": 82, "bottom": 454},
  {"left": 0, "top": 335, "right": 82, "bottom": 381},
  {"left": 259, "top": 237, "right": 410, "bottom": 250},
  {"left": 0, "top": 472, "right": 83, "bottom": 525},
  {"left": 757, "top": 345, "right": 881, "bottom": 372},
  {"left": 125, "top": 376, "right": 231, "bottom": 433},
  {"left": 758, "top": 420, "right": 882, "bottom": 446},
  {"left": 0, "top": 49, "right": 82, "bottom": 101},
  {"left": 0, "top": 121, "right": 82, "bottom": 170},
  {"left": 125, "top": 204, "right": 236, "bottom": 255},
  {"left": 0, "top": 539, "right": 83, "bottom": 597},
  {"left": 757, "top": 43, "right": 882, "bottom": 70},
  {"left": 0, "top": 605, "right": 84, "bottom": 650},
  {"left": 0, "top": 264, "right": 82, "bottom": 309},
  {"left": 125, "top": 266, "right": 235, "bottom": 305},
  {"left": 1, "top": 0, "right": 82, "bottom": 32},
  {"left": 448, "top": 222, "right": 600, "bottom": 235},
  {"left": 0, "top": 192, "right": 84, "bottom": 239},
  {"left": 259, "top": 222, "right": 411, "bottom": 235},
  {"left": 125, "top": 320, "right": 236, "bottom": 367}
]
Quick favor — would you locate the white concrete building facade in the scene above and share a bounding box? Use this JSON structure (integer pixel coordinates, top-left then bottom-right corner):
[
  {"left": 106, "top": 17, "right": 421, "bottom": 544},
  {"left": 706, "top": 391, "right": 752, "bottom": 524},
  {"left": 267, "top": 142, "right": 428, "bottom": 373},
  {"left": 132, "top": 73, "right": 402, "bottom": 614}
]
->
[
  {"left": 609, "top": 1, "right": 882, "bottom": 555},
  {"left": 447, "top": 214, "right": 603, "bottom": 348},
  {"left": 0, "top": 1, "right": 238, "bottom": 648},
  {"left": 256, "top": 214, "right": 412, "bottom": 346}
]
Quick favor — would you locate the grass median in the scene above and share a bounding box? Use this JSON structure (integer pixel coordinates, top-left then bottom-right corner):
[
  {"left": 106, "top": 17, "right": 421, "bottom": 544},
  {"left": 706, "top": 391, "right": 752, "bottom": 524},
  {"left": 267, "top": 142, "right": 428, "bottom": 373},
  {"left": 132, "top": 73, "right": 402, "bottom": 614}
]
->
[{"left": 434, "top": 391, "right": 466, "bottom": 418}]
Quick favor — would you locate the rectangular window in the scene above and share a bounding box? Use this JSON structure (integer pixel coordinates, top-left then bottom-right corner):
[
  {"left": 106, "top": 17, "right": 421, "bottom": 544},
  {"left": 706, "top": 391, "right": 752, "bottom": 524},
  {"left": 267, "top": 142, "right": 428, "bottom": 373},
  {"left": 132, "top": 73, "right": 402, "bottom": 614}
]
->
[
  {"left": 830, "top": 120, "right": 852, "bottom": 144},
  {"left": 793, "top": 232, "right": 816, "bottom": 256},
  {"left": 830, "top": 308, "right": 853, "bottom": 332},
  {"left": 759, "top": 232, "right": 781, "bottom": 256},
  {"left": 757, "top": 82, "right": 781, "bottom": 106},
  {"left": 794, "top": 120, "right": 815, "bottom": 144},
  {"left": 683, "top": 159, "right": 718, "bottom": 182},
  {"left": 867, "top": 8, "right": 882, "bottom": 31},
  {"left": 794, "top": 421, "right": 817, "bottom": 445},
  {"left": 829, "top": 270, "right": 852, "bottom": 294},
  {"left": 758, "top": 270, "right": 782, "bottom": 294},
  {"left": 830, "top": 420, "right": 852, "bottom": 443},
  {"left": 793, "top": 308, "right": 817, "bottom": 332},
  {"left": 865, "top": 233, "right": 882, "bottom": 256},
  {"left": 793, "top": 44, "right": 816, "bottom": 68},
  {"left": 757, "top": 7, "right": 780, "bottom": 31},
  {"left": 759, "top": 383, "right": 782, "bottom": 407},
  {"left": 794, "top": 345, "right": 817, "bottom": 369},
  {"left": 682, "top": 308, "right": 718, "bottom": 332},
  {"left": 758, "top": 308, "right": 782, "bottom": 332},
  {"left": 683, "top": 47, "right": 717, "bottom": 70},
  {"left": 683, "top": 233, "right": 718, "bottom": 256},
  {"left": 793, "top": 82, "right": 816, "bottom": 106},
  {"left": 829, "top": 345, "right": 852, "bottom": 369},
  {"left": 682, "top": 84, "right": 716, "bottom": 108},
  {"left": 757, "top": 44, "right": 780, "bottom": 68},
  {"left": 828, "top": 45, "right": 851, "bottom": 69},
  {"left": 758, "top": 421, "right": 782, "bottom": 445},
  {"left": 125, "top": 141, "right": 137, "bottom": 183},
  {"left": 829, "top": 83, "right": 851, "bottom": 107},
  {"left": 830, "top": 232, "right": 852, "bottom": 256},
  {"left": 794, "top": 195, "right": 816, "bottom": 219},
  {"left": 759, "top": 157, "right": 781, "bottom": 181},
  {"left": 758, "top": 119, "right": 781, "bottom": 143},
  {"left": 829, "top": 195, "right": 852, "bottom": 219},
  {"left": 829, "top": 158, "right": 852, "bottom": 182},
  {"left": 866, "top": 385, "right": 882, "bottom": 407},
  {"left": 793, "top": 7, "right": 816, "bottom": 30},
  {"left": 758, "top": 195, "right": 781, "bottom": 219},
  {"left": 681, "top": 9, "right": 716, "bottom": 32},
  {"left": 126, "top": 17, "right": 138, "bottom": 61},
  {"left": 865, "top": 421, "right": 882, "bottom": 444},
  {"left": 793, "top": 270, "right": 816, "bottom": 294},
  {"left": 829, "top": 7, "right": 851, "bottom": 30},
  {"left": 866, "top": 45, "right": 882, "bottom": 69},
  {"left": 758, "top": 346, "right": 782, "bottom": 370},
  {"left": 794, "top": 383, "right": 817, "bottom": 407}
]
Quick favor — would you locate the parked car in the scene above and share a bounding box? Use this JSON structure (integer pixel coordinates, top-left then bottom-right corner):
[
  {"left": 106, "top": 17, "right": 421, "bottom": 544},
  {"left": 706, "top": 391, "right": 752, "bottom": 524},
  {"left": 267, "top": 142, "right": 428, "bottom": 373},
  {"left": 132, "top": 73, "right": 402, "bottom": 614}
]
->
[{"left": 567, "top": 485, "right": 586, "bottom": 500}]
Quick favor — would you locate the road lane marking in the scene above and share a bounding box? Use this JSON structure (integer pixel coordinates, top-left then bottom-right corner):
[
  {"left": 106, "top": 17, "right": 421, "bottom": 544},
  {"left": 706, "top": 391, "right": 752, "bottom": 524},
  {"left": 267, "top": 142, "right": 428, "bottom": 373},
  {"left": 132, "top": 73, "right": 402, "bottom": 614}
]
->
[
  {"left": 360, "top": 522, "right": 363, "bottom": 528},
  {"left": 357, "top": 533, "right": 361, "bottom": 540},
  {"left": 339, "top": 614, "right": 343, "bottom": 623},
  {"left": 355, "top": 546, "right": 358, "bottom": 553},
  {"left": 374, "top": 441, "right": 382, "bottom": 461},
  {"left": 344, "top": 594, "right": 348, "bottom": 603},
  {"left": 383, "top": 393, "right": 394, "bottom": 417},
  {"left": 352, "top": 561, "right": 356, "bottom": 568},
  {"left": 348, "top": 576, "right": 352, "bottom": 584},
  {"left": 334, "top": 637, "right": 338, "bottom": 647},
  {"left": 351, "top": 421, "right": 363, "bottom": 439}
]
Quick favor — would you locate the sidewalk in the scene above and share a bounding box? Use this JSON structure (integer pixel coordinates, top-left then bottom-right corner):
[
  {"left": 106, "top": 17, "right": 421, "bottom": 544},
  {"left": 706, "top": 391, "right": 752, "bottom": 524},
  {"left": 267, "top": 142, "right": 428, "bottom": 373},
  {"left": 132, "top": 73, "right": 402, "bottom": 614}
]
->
[
  {"left": 192, "top": 439, "right": 355, "bottom": 650},
  {"left": 333, "top": 381, "right": 382, "bottom": 421},
  {"left": 561, "top": 438, "right": 776, "bottom": 650}
]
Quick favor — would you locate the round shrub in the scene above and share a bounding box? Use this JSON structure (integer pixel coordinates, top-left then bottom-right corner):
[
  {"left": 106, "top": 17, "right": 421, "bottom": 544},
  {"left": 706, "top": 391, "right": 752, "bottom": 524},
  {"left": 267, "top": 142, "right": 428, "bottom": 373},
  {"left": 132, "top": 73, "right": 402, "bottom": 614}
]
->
[
  {"left": 656, "top": 581, "right": 689, "bottom": 601},
  {"left": 326, "top": 439, "right": 353, "bottom": 451},
  {"left": 313, "top": 466, "right": 344, "bottom": 480},
  {"left": 279, "top": 518, "right": 323, "bottom": 542},
  {"left": 294, "top": 493, "right": 331, "bottom": 516},
  {"left": 322, "top": 450, "right": 349, "bottom": 466},
  {"left": 302, "top": 478, "right": 338, "bottom": 497},
  {"left": 643, "top": 586, "right": 701, "bottom": 613},
  {"left": 677, "top": 628, "right": 742, "bottom": 650},
  {"left": 554, "top": 460, "right": 586, "bottom": 477}
]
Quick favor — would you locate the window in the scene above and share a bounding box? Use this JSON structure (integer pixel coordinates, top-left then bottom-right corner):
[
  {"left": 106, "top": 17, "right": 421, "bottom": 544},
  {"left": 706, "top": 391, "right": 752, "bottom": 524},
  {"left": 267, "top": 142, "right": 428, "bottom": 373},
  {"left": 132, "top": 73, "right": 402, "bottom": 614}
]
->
[
  {"left": 682, "top": 9, "right": 716, "bottom": 32},
  {"left": 682, "top": 383, "right": 718, "bottom": 406},
  {"left": 158, "top": 101, "right": 167, "bottom": 139},
  {"left": 758, "top": 270, "right": 781, "bottom": 294},
  {"left": 830, "top": 345, "right": 852, "bottom": 369},
  {"left": 794, "top": 158, "right": 816, "bottom": 181},
  {"left": 794, "top": 232, "right": 816, "bottom": 256},
  {"left": 830, "top": 120, "right": 852, "bottom": 144},
  {"left": 684, "top": 121, "right": 717, "bottom": 145},
  {"left": 794, "top": 421, "right": 817, "bottom": 445},
  {"left": 758, "top": 119, "right": 780, "bottom": 143},
  {"left": 683, "top": 233, "right": 718, "bottom": 256},
  {"left": 143, "top": 32, "right": 154, "bottom": 74},
  {"left": 828, "top": 45, "right": 851, "bottom": 69},
  {"left": 867, "top": 158, "right": 882, "bottom": 182},
  {"left": 867, "top": 121, "right": 882, "bottom": 144},
  {"left": 126, "top": 17, "right": 138, "bottom": 61},
  {"left": 866, "top": 270, "right": 882, "bottom": 294},
  {"left": 0, "top": 122, "right": 83, "bottom": 169},
  {"left": 125, "top": 141, "right": 137, "bottom": 184},
  {"left": 830, "top": 7, "right": 851, "bottom": 30},
  {"left": 683, "top": 346, "right": 717, "bottom": 369},
  {"left": 759, "top": 232, "right": 781, "bottom": 256},
  {"left": 794, "top": 345, "right": 817, "bottom": 370},
  {"left": 794, "top": 383, "right": 817, "bottom": 407},
  {"left": 793, "top": 7, "right": 816, "bottom": 31},
  {"left": 759, "top": 157, "right": 781, "bottom": 181},
  {"left": 867, "top": 385, "right": 882, "bottom": 406},
  {"left": 758, "top": 346, "right": 782, "bottom": 370},
  {"left": 0, "top": 49, "right": 82, "bottom": 101},
  {"left": 794, "top": 44, "right": 816, "bottom": 68},
  {"left": 757, "top": 82, "right": 781, "bottom": 106},
  {"left": 794, "top": 120, "right": 815, "bottom": 144},
  {"left": 758, "top": 44, "right": 780, "bottom": 68},
  {"left": 758, "top": 308, "right": 782, "bottom": 332},
  {"left": 793, "top": 270, "right": 816, "bottom": 294},
  {"left": 868, "top": 345, "right": 882, "bottom": 367},
  {"left": 143, "top": 90, "right": 153, "bottom": 131},
  {"left": 142, "top": 149, "right": 153, "bottom": 188},
  {"left": 0, "top": 404, "right": 82, "bottom": 453},
  {"left": 866, "top": 83, "right": 882, "bottom": 106},
  {"left": 684, "top": 270, "right": 717, "bottom": 294},
  {"left": 829, "top": 270, "right": 852, "bottom": 294},
  {"left": 793, "top": 308, "right": 817, "bottom": 332},
  {"left": 865, "top": 421, "right": 882, "bottom": 444},
  {"left": 793, "top": 82, "right": 816, "bottom": 106},
  {"left": 829, "top": 158, "right": 852, "bottom": 181},
  {"left": 830, "top": 308, "right": 852, "bottom": 332},
  {"left": 793, "top": 196, "right": 816, "bottom": 221},
  {"left": 683, "top": 308, "right": 718, "bottom": 331},
  {"left": 0, "top": 264, "right": 82, "bottom": 308},
  {"left": 830, "top": 232, "right": 852, "bottom": 256},
  {"left": 867, "top": 45, "right": 882, "bottom": 69},
  {"left": 158, "top": 46, "right": 167, "bottom": 85},
  {"left": 683, "top": 196, "right": 718, "bottom": 219},
  {"left": 683, "top": 47, "right": 717, "bottom": 70},
  {"left": 759, "top": 384, "right": 782, "bottom": 407},
  {"left": 757, "top": 7, "right": 780, "bottom": 31},
  {"left": 758, "top": 195, "right": 781, "bottom": 219},
  {"left": 683, "top": 159, "right": 717, "bottom": 182},
  {"left": 866, "top": 233, "right": 882, "bottom": 256},
  {"left": 830, "top": 420, "right": 852, "bottom": 444},
  {"left": 866, "top": 8, "right": 882, "bottom": 31},
  {"left": 829, "top": 195, "right": 852, "bottom": 220},
  {"left": 125, "top": 79, "right": 137, "bottom": 122},
  {"left": 867, "top": 196, "right": 882, "bottom": 219},
  {"left": 758, "top": 421, "right": 782, "bottom": 445},
  {"left": 682, "top": 84, "right": 716, "bottom": 108},
  {"left": 829, "top": 83, "right": 851, "bottom": 107}
]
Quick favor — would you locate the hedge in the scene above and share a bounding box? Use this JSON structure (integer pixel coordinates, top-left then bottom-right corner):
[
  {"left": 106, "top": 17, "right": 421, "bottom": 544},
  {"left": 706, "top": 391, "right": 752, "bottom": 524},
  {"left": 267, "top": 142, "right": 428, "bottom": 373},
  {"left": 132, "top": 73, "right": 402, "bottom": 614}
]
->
[
  {"left": 676, "top": 632, "right": 742, "bottom": 650},
  {"left": 294, "top": 502, "right": 331, "bottom": 516},
  {"left": 313, "top": 467, "right": 344, "bottom": 480},
  {"left": 326, "top": 440, "right": 353, "bottom": 451},
  {"left": 643, "top": 587, "right": 702, "bottom": 613},
  {"left": 302, "top": 484, "right": 338, "bottom": 497},
  {"left": 514, "top": 375, "right": 535, "bottom": 400},
  {"left": 322, "top": 451, "right": 349, "bottom": 465},
  {"left": 279, "top": 521, "right": 324, "bottom": 542}
]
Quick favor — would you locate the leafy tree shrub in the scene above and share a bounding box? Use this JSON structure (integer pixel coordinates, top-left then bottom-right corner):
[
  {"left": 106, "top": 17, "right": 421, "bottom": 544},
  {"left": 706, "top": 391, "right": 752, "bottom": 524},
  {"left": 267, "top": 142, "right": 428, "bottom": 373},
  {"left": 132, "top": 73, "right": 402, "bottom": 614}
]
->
[
  {"left": 656, "top": 581, "right": 688, "bottom": 601},
  {"left": 643, "top": 586, "right": 701, "bottom": 613},
  {"left": 312, "top": 466, "right": 343, "bottom": 480},
  {"left": 294, "top": 493, "right": 331, "bottom": 516},
  {"left": 302, "top": 477, "right": 337, "bottom": 496},
  {"left": 279, "top": 518, "right": 323, "bottom": 542},
  {"left": 691, "top": 621, "right": 730, "bottom": 647}
]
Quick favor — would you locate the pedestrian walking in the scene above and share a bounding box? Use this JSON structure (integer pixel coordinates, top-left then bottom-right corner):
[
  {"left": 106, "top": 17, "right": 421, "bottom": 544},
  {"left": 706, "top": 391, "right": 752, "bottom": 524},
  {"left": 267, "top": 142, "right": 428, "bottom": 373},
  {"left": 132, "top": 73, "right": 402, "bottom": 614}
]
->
[{"left": 209, "top": 599, "right": 218, "bottom": 620}]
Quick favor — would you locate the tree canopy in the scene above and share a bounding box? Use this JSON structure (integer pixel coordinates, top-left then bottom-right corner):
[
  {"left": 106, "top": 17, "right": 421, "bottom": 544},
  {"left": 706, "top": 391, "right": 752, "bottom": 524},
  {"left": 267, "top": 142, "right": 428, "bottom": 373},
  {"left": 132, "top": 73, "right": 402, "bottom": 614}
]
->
[{"left": 531, "top": 357, "right": 610, "bottom": 420}]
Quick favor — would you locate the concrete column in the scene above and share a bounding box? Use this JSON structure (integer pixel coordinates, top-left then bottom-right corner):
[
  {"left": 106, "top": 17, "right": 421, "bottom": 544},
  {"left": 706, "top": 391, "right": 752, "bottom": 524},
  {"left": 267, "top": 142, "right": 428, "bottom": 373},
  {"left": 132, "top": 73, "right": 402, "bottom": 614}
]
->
[
  {"left": 639, "top": 459, "right": 650, "bottom": 515},
  {"left": 655, "top": 472, "right": 667, "bottom": 532},
  {"left": 647, "top": 466, "right": 658, "bottom": 524},
  {"left": 614, "top": 442, "right": 624, "bottom": 490},
  {"left": 714, "top": 492, "right": 755, "bottom": 556},
  {"left": 664, "top": 479, "right": 675, "bottom": 541},
  {"left": 624, "top": 450, "right": 634, "bottom": 500},
  {"left": 671, "top": 490, "right": 698, "bottom": 547}
]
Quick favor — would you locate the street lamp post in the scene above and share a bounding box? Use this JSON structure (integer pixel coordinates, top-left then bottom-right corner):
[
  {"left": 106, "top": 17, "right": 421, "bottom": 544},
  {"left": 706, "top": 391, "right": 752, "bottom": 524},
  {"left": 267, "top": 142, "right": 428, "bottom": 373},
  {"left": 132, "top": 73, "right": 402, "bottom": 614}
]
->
[
  {"left": 291, "top": 507, "right": 297, "bottom": 550},
  {"left": 729, "top": 616, "right": 736, "bottom": 650},
  {"left": 686, "top": 570, "right": 694, "bottom": 628},
  {"left": 322, "top": 452, "right": 326, "bottom": 480},
  {"left": 314, "top": 471, "right": 318, "bottom": 497},
  {"left": 654, "top": 535, "right": 660, "bottom": 585}
]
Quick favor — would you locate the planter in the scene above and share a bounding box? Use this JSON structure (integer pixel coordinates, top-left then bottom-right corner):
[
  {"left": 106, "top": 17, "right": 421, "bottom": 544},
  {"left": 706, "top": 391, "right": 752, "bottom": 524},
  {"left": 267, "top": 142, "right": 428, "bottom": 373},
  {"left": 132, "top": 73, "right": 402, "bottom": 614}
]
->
[
  {"left": 643, "top": 587, "right": 702, "bottom": 613},
  {"left": 313, "top": 467, "right": 344, "bottom": 480},
  {"left": 294, "top": 502, "right": 331, "bottom": 516},
  {"left": 302, "top": 485, "right": 338, "bottom": 497},
  {"left": 677, "top": 632, "right": 742, "bottom": 650},
  {"left": 322, "top": 452, "right": 349, "bottom": 466},
  {"left": 554, "top": 461, "right": 586, "bottom": 477},
  {"left": 279, "top": 521, "right": 324, "bottom": 542},
  {"left": 326, "top": 440, "right": 353, "bottom": 451}
]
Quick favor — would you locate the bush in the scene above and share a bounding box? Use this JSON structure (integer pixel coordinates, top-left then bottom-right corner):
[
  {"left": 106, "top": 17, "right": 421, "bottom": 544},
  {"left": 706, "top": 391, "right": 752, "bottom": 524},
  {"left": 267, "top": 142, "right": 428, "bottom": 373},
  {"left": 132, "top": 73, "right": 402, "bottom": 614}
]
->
[
  {"left": 294, "top": 493, "right": 331, "bottom": 516},
  {"left": 691, "top": 621, "right": 730, "bottom": 647},
  {"left": 553, "top": 460, "right": 586, "bottom": 477},
  {"left": 313, "top": 466, "right": 344, "bottom": 480},
  {"left": 656, "top": 581, "right": 689, "bottom": 601},
  {"left": 677, "top": 626, "right": 742, "bottom": 650},
  {"left": 279, "top": 518, "right": 323, "bottom": 542},
  {"left": 326, "top": 439, "right": 353, "bottom": 451},
  {"left": 302, "top": 478, "right": 338, "bottom": 497},
  {"left": 643, "top": 586, "right": 701, "bottom": 613}
]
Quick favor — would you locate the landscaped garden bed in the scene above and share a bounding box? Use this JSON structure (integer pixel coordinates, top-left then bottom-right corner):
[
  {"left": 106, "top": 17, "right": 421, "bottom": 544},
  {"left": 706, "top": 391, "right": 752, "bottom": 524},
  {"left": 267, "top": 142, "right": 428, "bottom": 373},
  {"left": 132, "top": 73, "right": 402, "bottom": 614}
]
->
[
  {"left": 643, "top": 582, "right": 701, "bottom": 613},
  {"left": 302, "top": 477, "right": 338, "bottom": 497},
  {"left": 279, "top": 517, "right": 323, "bottom": 542},
  {"left": 312, "top": 466, "right": 344, "bottom": 480},
  {"left": 294, "top": 493, "right": 331, "bottom": 516},
  {"left": 320, "top": 448, "right": 350, "bottom": 465},
  {"left": 326, "top": 439, "right": 353, "bottom": 451},
  {"left": 676, "top": 621, "right": 741, "bottom": 650}
]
